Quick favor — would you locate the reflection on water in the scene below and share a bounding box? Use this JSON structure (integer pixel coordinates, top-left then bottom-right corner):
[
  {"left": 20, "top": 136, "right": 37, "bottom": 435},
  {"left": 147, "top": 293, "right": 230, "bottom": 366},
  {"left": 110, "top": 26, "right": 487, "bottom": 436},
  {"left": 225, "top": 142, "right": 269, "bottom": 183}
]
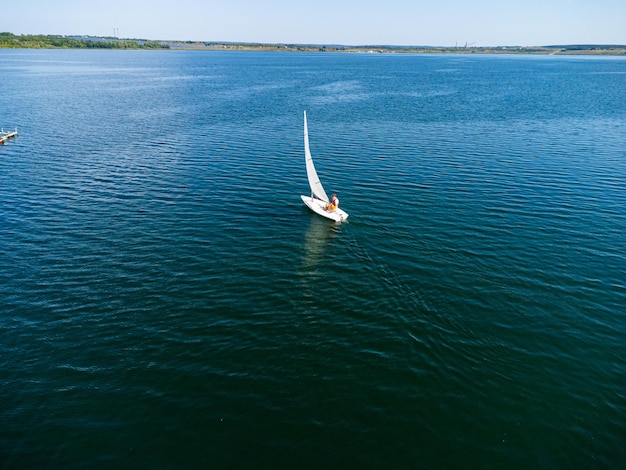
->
[{"left": 300, "top": 215, "right": 338, "bottom": 276}]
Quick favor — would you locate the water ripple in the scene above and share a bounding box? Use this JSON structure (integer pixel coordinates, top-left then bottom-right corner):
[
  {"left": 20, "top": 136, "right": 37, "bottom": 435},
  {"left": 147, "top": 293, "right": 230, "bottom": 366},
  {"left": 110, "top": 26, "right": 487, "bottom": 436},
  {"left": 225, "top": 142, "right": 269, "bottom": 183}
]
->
[{"left": 2, "top": 50, "right": 625, "bottom": 468}]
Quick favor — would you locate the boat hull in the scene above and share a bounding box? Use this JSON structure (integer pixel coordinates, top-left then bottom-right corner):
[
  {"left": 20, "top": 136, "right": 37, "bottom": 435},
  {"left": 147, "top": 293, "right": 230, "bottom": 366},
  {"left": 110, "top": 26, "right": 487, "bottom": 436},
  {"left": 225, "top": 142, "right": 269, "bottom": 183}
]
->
[
  {"left": 301, "top": 195, "right": 349, "bottom": 222},
  {"left": 0, "top": 130, "right": 18, "bottom": 144}
]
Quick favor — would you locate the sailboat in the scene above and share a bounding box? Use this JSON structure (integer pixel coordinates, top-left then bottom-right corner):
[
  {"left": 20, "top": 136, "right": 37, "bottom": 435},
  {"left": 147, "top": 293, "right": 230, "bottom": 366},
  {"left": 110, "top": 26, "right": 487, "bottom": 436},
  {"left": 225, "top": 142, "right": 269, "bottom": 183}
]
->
[{"left": 300, "top": 111, "right": 349, "bottom": 222}]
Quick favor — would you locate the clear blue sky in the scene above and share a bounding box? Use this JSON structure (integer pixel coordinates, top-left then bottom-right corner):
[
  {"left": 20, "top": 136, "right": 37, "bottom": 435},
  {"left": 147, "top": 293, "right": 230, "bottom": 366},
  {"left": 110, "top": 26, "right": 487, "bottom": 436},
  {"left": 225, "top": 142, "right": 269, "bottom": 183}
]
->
[{"left": 9, "top": 0, "right": 626, "bottom": 46}]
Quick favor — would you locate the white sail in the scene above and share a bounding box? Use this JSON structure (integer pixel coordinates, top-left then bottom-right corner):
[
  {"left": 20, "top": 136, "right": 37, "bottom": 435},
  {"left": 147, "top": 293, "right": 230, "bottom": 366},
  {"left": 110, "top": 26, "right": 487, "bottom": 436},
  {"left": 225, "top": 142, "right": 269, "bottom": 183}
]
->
[{"left": 304, "top": 111, "right": 329, "bottom": 203}]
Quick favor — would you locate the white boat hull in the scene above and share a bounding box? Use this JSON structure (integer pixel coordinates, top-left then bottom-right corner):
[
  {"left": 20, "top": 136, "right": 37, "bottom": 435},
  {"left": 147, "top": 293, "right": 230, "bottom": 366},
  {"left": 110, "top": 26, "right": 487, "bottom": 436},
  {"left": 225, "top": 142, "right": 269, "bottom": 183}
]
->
[{"left": 301, "top": 195, "right": 349, "bottom": 222}]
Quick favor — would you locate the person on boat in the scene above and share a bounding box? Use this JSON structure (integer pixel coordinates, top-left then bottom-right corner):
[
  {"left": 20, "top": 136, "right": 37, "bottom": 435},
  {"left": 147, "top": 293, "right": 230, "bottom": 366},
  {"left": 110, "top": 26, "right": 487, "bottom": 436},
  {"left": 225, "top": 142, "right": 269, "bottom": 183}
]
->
[{"left": 326, "top": 193, "right": 339, "bottom": 211}]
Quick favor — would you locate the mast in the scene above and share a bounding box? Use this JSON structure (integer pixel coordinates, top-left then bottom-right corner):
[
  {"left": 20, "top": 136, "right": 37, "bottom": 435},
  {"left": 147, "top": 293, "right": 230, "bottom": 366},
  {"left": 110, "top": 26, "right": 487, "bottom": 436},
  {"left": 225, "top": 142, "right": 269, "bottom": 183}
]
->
[{"left": 304, "top": 111, "right": 329, "bottom": 203}]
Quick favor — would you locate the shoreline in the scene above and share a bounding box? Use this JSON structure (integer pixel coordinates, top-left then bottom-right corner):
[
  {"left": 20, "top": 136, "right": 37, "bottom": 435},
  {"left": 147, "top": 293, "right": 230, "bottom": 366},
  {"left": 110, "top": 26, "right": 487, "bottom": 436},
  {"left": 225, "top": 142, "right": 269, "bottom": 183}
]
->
[
  {"left": 170, "top": 42, "right": 626, "bottom": 55},
  {"left": 1, "top": 33, "right": 625, "bottom": 55}
]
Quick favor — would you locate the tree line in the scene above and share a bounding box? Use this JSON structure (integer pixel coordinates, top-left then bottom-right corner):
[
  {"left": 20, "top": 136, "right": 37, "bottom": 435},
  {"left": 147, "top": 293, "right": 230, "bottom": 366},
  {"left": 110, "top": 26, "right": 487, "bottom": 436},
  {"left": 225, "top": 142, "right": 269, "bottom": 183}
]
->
[{"left": 0, "top": 33, "right": 169, "bottom": 49}]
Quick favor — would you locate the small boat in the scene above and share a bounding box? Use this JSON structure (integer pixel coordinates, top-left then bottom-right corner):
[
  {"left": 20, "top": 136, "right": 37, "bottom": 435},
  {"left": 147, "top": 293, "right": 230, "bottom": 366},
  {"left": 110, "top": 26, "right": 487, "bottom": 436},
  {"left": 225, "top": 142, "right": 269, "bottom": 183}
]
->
[
  {"left": 0, "top": 128, "right": 18, "bottom": 144},
  {"left": 300, "top": 111, "right": 349, "bottom": 222}
]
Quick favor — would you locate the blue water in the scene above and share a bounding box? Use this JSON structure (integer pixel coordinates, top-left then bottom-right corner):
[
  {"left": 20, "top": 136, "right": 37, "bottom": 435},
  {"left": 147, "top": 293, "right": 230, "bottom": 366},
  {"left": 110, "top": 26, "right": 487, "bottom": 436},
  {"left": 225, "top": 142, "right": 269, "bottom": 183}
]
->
[{"left": 1, "top": 49, "right": 625, "bottom": 468}]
